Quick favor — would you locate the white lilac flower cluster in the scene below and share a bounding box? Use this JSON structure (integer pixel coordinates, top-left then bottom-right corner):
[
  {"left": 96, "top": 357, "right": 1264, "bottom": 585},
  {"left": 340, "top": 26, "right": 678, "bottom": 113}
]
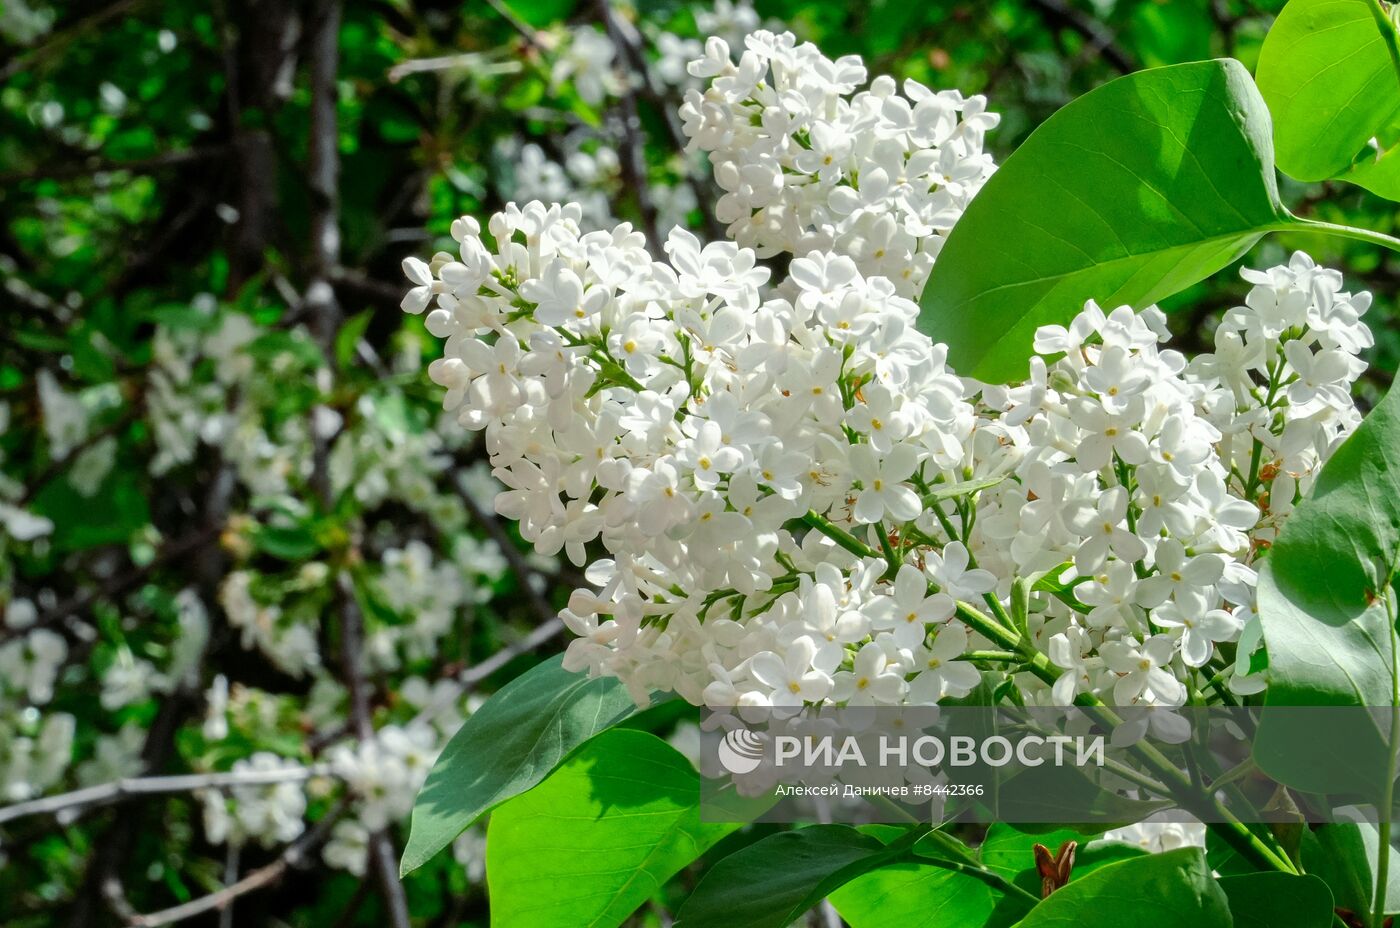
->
[
  {"left": 5, "top": 305, "right": 499, "bottom": 864},
  {"left": 652, "top": 0, "right": 763, "bottom": 90},
  {"left": 0, "top": 596, "right": 75, "bottom": 801},
  {"left": 0, "top": 403, "right": 56, "bottom": 542},
  {"left": 679, "top": 30, "right": 998, "bottom": 296},
  {"left": 495, "top": 140, "right": 622, "bottom": 232},
  {"left": 200, "top": 753, "right": 309, "bottom": 849},
  {"left": 406, "top": 31, "right": 1371, "bottom": 716},
  {"left": 496, "top": 2, "right": 753, "bottom": 252}
]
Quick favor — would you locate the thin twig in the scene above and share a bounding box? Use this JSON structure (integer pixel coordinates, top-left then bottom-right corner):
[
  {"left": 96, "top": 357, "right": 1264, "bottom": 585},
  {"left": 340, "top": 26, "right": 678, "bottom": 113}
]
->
[
  {"left": 0, "top": 0, "right": 152, "bottom": 82},
  {"left": 595, "top": 0, "right": 663, "bottom": 251},
  {"left": 334, "top": 571, "right": 412, "bottom": 928},
  {"left": 218, "top": 844, "right": 240, "bottom": 928},
  {"left": 484, "top": 0, "right": 550, "bottom": 51},
  {"left": 0, "top": 524, "right": 222, "bottom": 646},
  {"left": 453, "top": 472, "right": 558, "bottom": 628},
  {"left": 387, "top": 52, "right": 522, "bottom": 83},
  {"left": 0, "top": 145, "right": 230, "bottom": 186},
  {"left": 406, "top": 615, "right": 566, "bottom": 731},
  {"left": 0, "top": 768, "right": 320, "bottom": 827},
  {"left": 123, "top": 801, "right": 349, "bottom": 928},
  {"left": 1025, "top": 0, "right": 1134, "bottom": 74},
  {"left": 313, "top": 613, "right": 567, "bottom": 751},
  {"left": 18, "top": 407, "right": 141, "bottom": 506},
  {"left": 595, "top": 0, "right": 723, "bottom": 239},
  {"left": 461, "top": 616, "right": 566, "bottom": 688},
  {"left": 101, "top": 875, "right": 141, "bottom": 923}
]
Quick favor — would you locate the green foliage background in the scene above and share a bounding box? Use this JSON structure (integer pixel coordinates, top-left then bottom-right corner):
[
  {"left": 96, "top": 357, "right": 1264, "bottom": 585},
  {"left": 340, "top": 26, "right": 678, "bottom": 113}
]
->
[{"left": 1, "top": 0, "right": 1398, "bottom": 926}]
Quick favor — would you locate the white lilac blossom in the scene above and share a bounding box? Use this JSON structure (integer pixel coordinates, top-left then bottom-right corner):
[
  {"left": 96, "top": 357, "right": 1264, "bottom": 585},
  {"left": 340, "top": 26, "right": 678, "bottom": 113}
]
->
[
  {"left": 679, "top": 31, "right": 998, "bottom": 296},
  {"left": 327, "top": 723, "right": 437, "bottom": 832},
  {"left": 1104, "top": 818, "right": 1208, "bottom": 853},
  {"left": 552, "top": 27, "right": 618, "bottom": 106},
  {"left": 406, "top": 31, "right": 1371, "bottom": 717},
  {"left": 199, "top": 753, "right": 308, "bottom": 849},
  {"left": 496, "top": 140, "right": 620, "bottom": 231}
]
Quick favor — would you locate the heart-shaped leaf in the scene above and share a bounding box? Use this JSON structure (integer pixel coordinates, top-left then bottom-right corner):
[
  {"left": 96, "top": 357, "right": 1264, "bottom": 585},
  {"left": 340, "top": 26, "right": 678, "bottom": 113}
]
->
[
  {"left": 831, "top": 863, "right": 1000, "bottom": 928},
  {"left": 1218, "top": 872, "right": 1335, "bottom": 928},
  {"left": 918, "top": 59, "right": 1291, "bottom": 383},
  {"left": 486, "top": 729, "right": 741, "bottom": 928},
  {"left": 1008, "top": 848, "right": 1231, "bottom": 927},
  {"left": 674, "top": 825, "right": 898, "bottom": 928},
  {"left": 401, "top": 655, "right": 642, "bottom": 875},
  {"left": 1254, "top": 381, "right": 1400, "bottom": 799},
  {"left": 1256, "top": 0, "right": 1400, "bottom": 199}
]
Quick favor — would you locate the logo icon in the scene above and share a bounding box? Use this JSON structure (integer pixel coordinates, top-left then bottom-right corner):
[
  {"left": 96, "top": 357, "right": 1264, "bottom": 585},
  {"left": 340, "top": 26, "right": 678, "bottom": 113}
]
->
[{"left": 717, "top": 728, "right": 766, "bottom": 774}]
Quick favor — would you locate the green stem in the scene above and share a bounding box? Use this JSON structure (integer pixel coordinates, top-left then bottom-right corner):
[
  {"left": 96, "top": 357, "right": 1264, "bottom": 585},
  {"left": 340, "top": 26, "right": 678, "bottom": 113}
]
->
[
  {"left": 877, "top": 520, "right": 901, "bottom": 579},
  {"left": 958, "top": 650, "right": 1021, "bottom": 663},
  {"left": 799, "top": 510, "right": 874, "bottom": 560},
  {"left": 928, "top": 501, "right": 1018, "bottom": 630},
  {"left": 1365, "top": 0, "right": 1400, "bottom": 77},
  {"left": 1374, "top": 591, "right": 1399, "bottom": 928},
  {"left": 915, "top": 829, "right": 1041, "bottom": 908},
  {"left": 1285, "top": 217, "right": 1400, "bottom": 254},
  {"left": 799, "top": 510, "right": 1298, "bottom": 876}
]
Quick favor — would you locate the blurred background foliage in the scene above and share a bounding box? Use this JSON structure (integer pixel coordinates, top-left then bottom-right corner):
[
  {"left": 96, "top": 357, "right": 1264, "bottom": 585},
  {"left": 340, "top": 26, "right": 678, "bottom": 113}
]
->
[{"left": 0, "top": 0, "right": 1395, "bottom": 926}]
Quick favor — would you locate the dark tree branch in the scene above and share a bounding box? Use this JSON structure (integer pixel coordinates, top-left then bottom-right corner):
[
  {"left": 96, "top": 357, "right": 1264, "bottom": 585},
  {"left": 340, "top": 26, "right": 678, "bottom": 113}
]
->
[
  {"left": 0, "top": 146, "right": 230, "bottom": 186},
  {"left": 1025, "top": 0, "right": 1134, "bottom": 75},
  {"left": 0, "top": 524, "right": 221, "bottom": 647},
  {"left": 302, "top": 5, "right": 410, "bottom": 924},
  {"left": 306, "top": 0, "right": 344, "bottom": 507},
  {"left": 222, "top": 0, "right": 301, "bottom": 291},
  {"left": 595, "top": 0, "right": 724, "bottom": 241},
  {"left": 595, "top": 0, "right": 663, "bottom": 252},
  {"left": 0, "top": 0, "right": 151, "bottom": 82},
  {"left": 122, "top": 802, "right": 349, "bottom": 928},
  {"left": 452, "top": 471, "right": 559, "bottom": 629}
]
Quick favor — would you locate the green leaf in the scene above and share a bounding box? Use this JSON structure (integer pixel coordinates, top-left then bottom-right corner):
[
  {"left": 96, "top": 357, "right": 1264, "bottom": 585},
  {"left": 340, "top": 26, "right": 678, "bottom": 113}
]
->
[
  {"left": 400, "top": 655, "right": 641, "bottom": 875},
  {"left": 31, "top": 469, "right": 150, "bottom": 552},
  {"left": 901, "top": 825, "right": 1144, "bottom": 925},
  {"left": 249, "top": 523, "right": 321, "bottom": 561},
  {"left": 674, "top": 825, "right": 898, "bottom": 928},
  {"left": 1217, "top": 872, "right": 1335, "bottom": 928},
  {"left": 1254, "top": 381, "right": 1400, "bottom": 798},
  {"left": 918, "top": 59, "right": 1290, "bottom": 383},
  {"left": 334, "top": 309, "right": 373, "bottom": 369},
  {"left": 830, "top": 863, "right": 999, "bottom": 928},
  {"left": 1256, "top": 0, "right": 1400, "bottom": 197},
  {"left": 1303, "top": 822, "right": 1400, "bottom": 917},
  {"left": 486, "top": 729, "right": 739, "bottom": 928},
  {"left": 923, "top": 474, "right": 1009, "bottom": 503},
  {"left": 1009, "top": 848, "right": 1231, "bottom": 927},
  {"left": 1205, "top": 828, "right": 1257, "bottom": 878},
  {"left": 977, "top": 825, "right": 1147, "bottom": 898}
]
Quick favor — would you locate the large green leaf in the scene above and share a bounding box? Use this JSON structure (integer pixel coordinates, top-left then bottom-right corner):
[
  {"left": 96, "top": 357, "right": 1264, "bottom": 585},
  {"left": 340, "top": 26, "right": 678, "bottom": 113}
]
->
[
  {"left": 835, "top": 828, "right": 1146, "bottom": 928},
  {"left": 486, "top": 729, "right": 739, "bottom": 928},
  {"left": 1256, "top": 0, "right": 1400, "bottom": 198},
  {"left": 674, "top": 825, "right": 898, "bottom": 928},
  {"left": 1217, "top": 872, "right": 1335, "bottom": 928},
  {"left": 918, "top": 59, "right": 1291, "bottom": 383},
  {"left": 1303, "top": 822, "right": 1400, "bottom": 917},
  {"left": 975, "top": 825, "right": 1147, "bottom": 899},
  {"left": 401, "top": 655, "right": 642, "bottom": 875},
  {"left": 1008, "top": 849, "right": 1231, "bottom": 927},
  {"left": 1254, "top": 381, "right": 1400, "bottom": 798},
  {"left": 830, "top": 863, "right": 999, "bottom": 928}
]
